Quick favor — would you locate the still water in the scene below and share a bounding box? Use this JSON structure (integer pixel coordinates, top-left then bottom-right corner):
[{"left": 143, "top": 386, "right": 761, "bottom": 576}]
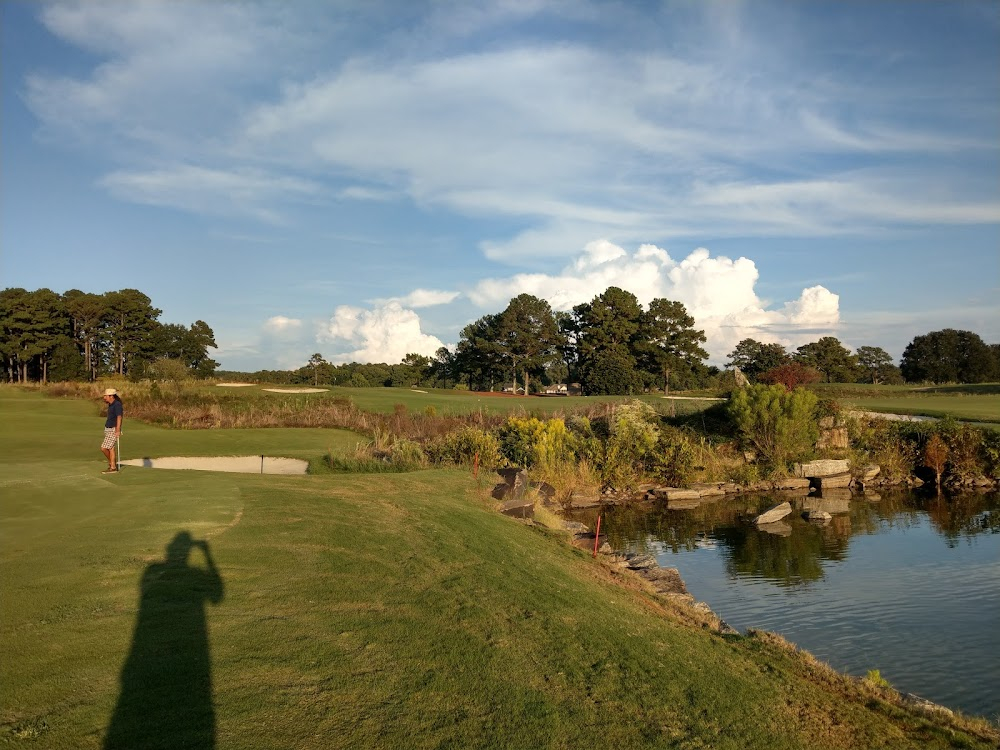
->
[{"left": 571, "top": 490, "right": 1000, "bottom": 719}]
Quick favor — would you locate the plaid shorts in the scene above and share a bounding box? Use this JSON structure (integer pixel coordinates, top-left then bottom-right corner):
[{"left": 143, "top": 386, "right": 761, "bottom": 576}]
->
[{"left": 102, "top": 428, "right": 119, "bottom": 450}]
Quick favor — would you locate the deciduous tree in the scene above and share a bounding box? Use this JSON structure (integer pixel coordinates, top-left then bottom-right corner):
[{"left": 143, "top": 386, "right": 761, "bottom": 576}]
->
[{"left": 901, "top": 329, "right": 996, "bottom": 384}]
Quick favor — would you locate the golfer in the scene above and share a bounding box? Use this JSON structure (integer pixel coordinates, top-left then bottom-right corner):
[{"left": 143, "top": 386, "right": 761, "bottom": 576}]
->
[{"left": 101, "top": 388, "right": 124, "bottom": 474}]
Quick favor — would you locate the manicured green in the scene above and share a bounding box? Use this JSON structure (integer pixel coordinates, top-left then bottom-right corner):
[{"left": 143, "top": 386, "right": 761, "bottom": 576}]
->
[
  {"left": 2, "top": 387, "right": 995, "bottom": 749},
  {"left": 810, "top": 382, "right": 1000, "bottom": 423}
]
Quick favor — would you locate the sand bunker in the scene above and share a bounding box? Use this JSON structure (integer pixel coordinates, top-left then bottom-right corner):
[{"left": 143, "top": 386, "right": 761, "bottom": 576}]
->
[
  {"left": 216, "top": 383, "right": 257, "bottom": 387},
  {"left": 119, "top": 456, "right": 308, "bottom": 474},
  {"left": 261, "top": 388, "right": 328, "bottom": 394}
]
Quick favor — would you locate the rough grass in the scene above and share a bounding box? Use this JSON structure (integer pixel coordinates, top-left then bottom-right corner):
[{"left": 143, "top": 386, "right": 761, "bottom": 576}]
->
[{"left": 2, "top": 387, "right": 997, "bottom": 749}]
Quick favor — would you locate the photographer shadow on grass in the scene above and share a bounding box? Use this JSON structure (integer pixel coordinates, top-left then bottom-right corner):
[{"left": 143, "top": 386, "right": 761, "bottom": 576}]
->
[{"left": 104, "top": 532, "right": 224, "bottom": 750}]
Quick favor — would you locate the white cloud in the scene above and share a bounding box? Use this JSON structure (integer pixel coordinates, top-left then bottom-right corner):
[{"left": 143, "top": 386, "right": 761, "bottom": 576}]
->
[
  {"left": 100, "top": 166, "right": 322, "bottom": 220},
  {"left": 263, "top": 315, "right": 302, "bottom": 333},
  {"left": 381, "top": 289, "right": 462, "bottom": 308},
  {"left": 469, "top": 241, "right": 841, "bottom": 362},
  {"left": 24, "top": 2, "right": 999, "bottom": 245},
  {"left": 318, "top": 302, "right": 444, "bottom": 364}
]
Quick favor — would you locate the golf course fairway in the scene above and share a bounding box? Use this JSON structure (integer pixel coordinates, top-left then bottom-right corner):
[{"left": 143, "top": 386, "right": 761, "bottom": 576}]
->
[{"left": 1, "top": 387, "right": 996, "bottom": 749}]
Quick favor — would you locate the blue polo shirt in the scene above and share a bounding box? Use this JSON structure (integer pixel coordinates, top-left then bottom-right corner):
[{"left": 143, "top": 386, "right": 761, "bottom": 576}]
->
[{"left": 106, "top": 399, "right": 123, "bottom": 428}]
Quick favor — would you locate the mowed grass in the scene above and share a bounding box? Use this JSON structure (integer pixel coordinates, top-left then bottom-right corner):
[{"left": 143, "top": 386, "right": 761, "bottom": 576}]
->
[
  {"left": 811, "top": 383, "right": 1000, "bottom": 424},
  {"left": 181, "top": 381, "right": 717, "bottom": 418},
  {"left": 2, "top": 388, "right": 996, "bottom": 749}
]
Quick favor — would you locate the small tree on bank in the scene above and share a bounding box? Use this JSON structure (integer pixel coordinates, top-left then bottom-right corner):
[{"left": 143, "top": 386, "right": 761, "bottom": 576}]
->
[{"left": 728, "top": 384, "right": 819, "bottom": 468}]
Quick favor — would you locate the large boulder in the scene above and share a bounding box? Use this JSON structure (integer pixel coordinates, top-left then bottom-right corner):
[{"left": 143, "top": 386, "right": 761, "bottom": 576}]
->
[
  {"left": 625, "top": 552, "right": 659, "bottom": 570},
  {"left": 492, "top": 468, "right": 530, "bottom": 501},
  {"left": 754, "top": 501, "right": 792, "bottom": 525},
  {"left": 793, "top": 459, "right": 850, "bottom": 478},
  {"left": 859, "top": 464, "right": 881, "bottom": 482},
  {"left": 816, "top": 427, "right": 849, "bottom": 450}
]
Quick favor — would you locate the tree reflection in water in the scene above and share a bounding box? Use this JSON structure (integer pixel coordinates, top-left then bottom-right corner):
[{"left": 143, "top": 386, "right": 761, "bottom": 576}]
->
[{"left": 569, "top": 489, "right": 999, "bottom": 586}]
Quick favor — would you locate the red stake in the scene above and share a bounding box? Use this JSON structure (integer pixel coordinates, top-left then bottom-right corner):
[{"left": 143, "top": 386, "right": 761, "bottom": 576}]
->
[
  {"left": 473, "top": 451, "right": 480, "bottom": 479},
  {"left": 592, "top": 514, "right": 602, "bottom": 558}
]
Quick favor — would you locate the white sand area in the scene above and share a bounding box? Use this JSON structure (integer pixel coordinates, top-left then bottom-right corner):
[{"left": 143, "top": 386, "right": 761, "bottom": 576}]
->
[
  {"left": 119, "top": 456, "right": 308, "bottom": 474},
  {"left": 262, "top": 388, "right": 328, "bottom": 393}
]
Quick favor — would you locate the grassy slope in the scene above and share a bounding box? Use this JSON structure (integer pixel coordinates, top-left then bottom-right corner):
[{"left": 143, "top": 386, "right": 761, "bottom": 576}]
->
[{"left": 1, "top": 388, "right": 995, "bottom": 749}]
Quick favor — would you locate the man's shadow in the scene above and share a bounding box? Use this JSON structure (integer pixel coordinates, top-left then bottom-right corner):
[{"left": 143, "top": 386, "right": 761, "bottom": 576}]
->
[{"left": 104, "top": 532, "right": 224, "bottom": 750}]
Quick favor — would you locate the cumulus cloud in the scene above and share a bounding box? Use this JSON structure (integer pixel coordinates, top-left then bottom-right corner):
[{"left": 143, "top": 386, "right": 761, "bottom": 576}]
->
[
  {"left": 470, "top": 241, "right": 841, "bottom": 362},
  {"left": 318, "top": 302, "right": 445, "bottom": 364}
]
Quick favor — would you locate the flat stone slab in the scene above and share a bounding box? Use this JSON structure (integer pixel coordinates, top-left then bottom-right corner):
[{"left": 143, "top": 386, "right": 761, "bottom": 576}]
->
[
  {"left": 499, "top": 497, "right": 534, "bottom": 519},
  {"left": 665, "top": 497, "right": 702, "bottom": 510},
  {"left": 566, "top": 491, "right": 602, "bottom": 509},
  {"left": 120, "top": 456, "right": 308, "bottom": 474},
  {"left": 801, "top": 497, "right": 850, "bottom": 515},
  {"left": 754, "top": 501, "right": 792, "bottom": 525},
  {"left": 771, "top": 477, "right": 811, "bottom": 491},
  {"left": 793, "top": 459, "right": 850, "bottom": 478},
  {"left": 804, "top": 509, "right": 832, "bottom": 523},
  {"left": 816, "top": 487, "right": 853, "bottom": 503},
  {"left": 690, "top": 483, "right": 727, "bottom": 497},
  {"left": 757, "top": 521, "right": 792, "bottom": 537},
  {"left": 651, "top": 487, "right": 701, "bottom": 501},
  {"left": 813, "top": 472, "right": 852, "bottom": 489}
]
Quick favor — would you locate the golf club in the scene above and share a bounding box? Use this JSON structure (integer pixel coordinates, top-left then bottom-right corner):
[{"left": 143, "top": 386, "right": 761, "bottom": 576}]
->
[{"left": 116, "top": 434, "right": 121, "bottom": 472}]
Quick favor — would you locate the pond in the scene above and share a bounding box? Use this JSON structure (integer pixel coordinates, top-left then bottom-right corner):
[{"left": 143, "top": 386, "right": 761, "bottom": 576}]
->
[{"left": 569, "top": 489, "right": 1000, "bottom": 719}]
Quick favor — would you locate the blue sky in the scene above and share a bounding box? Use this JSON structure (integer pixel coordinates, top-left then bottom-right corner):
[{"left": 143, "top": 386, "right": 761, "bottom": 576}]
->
[{"left": 2, "top": 0, "right": 998, "bottom": 372}]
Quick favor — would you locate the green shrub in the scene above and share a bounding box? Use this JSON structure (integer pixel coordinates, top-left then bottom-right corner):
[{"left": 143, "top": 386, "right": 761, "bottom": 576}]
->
[
  {"left": 496, "top": 416, "right": 573, "bottom": 470},
  {"left": 566, "top": 416, "right": 602, "bottom": 466},
  {"left": 601, "top": 400, "right": 660, "bottom": 489},
  {"left": 426, "top": 426, "right": 503, "bottom": 468},
  {"left": 389, "top": 438, "right": 427, "bottom": 469},
  {"left": 981, "top": 429, "right": 1000, "bottom": 479},
  {"left": 648, "top": 426, "right": 697, "bottom": 486},
  {"left": 727, "top": 385, "right": 818, "bottom": 468}
]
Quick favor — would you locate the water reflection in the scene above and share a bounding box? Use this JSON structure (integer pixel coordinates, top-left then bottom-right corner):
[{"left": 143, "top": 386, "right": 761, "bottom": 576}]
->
[
  {"left": 574, "top": 489, "right": 999, "bottom": 587},
  {"left": 568, "top": 489, "right": 1000, "bottom": 717}
]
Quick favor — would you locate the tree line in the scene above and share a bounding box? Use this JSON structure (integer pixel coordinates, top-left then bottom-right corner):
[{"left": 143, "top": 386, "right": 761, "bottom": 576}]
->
[
  {"left": 6, "top": 284, "right": 996, "bottom": 390},
  {"left": 727, "top": 330, "right": 1000, "bottom": 388},
  {"left": 1, "top": 287, "right": 219, "bottom": 383},
  {"left": 229, "top": 288, "right": 999, "bottom": 393}
]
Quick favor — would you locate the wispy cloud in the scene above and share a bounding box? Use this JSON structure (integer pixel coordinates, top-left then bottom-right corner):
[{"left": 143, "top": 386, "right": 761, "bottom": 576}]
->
[
  {"left": 25, "top": 2, "right": 998, "bottom": 249},
  {"left": 100, "top": 166, "right": 323, "bottom": 221}
]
